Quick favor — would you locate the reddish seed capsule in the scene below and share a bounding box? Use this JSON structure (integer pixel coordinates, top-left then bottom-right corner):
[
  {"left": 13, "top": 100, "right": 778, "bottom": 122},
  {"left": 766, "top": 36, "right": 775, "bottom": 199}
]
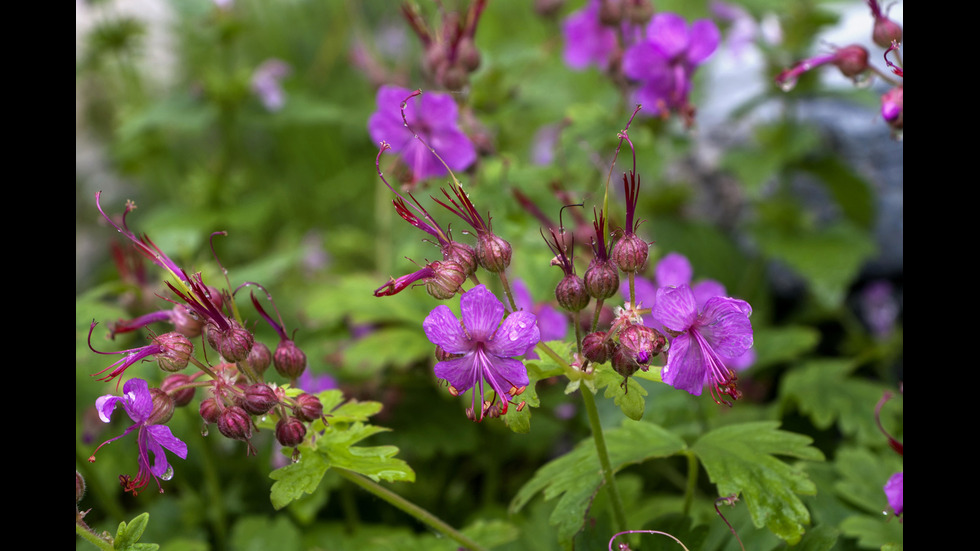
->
[
  {"left": 275, "top": 417, "right": 307, "bottom": 448},
  {"left": 243, "top": 383, "right": 278, "bottom": 415},
  {"left": 147, "top": 388, "right": 175, "bottom": 425},
  {"left": 556, "top": 274, "right": 590, "bottom": 312},
  {"left": 217, "top": 406, "right": 253, "bottom": 442},
  {"left": 160, "top": 373, "right": 196, "bottom": 407},
  {"left": 584, "top": 259, "right": 620, "bottom": 300},
  {"left": 274, "top": 340, "right": 307, "bottom": 380},
  {"left": 476, "top": 233, "right": 513, "bottom": 273},
  {"left": 199, "top": 397, "right": 222, "bottom": 425},
  {"left": 153, "top": 332, "right": 193, "bottom": 373},
  {"left": 247, "top": 341, "right": 272, "bottom": 375},
  {"left": 582, "top": 331, "right": 615, "bottom": 364},
  {"left": 293, "top": 393, "right": 323, "bottom": 423}
]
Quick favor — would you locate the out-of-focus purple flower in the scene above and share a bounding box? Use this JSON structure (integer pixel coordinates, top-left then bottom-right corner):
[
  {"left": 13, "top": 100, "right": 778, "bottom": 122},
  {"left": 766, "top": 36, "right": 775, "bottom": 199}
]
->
[
  {"left": 513, "top": 279, "right": 569, "bottom": 359},
  {"left": 711, "top": 0, "right": 758, "bottom": 58},
  {"left": 423, "top": 285, "right": 540, "bottom": 421},
  {"left": 251, "top": 59, "right": 291, "bottom": 112},
  {"left": 654, "top": 284, "right": 753, "bottom": 404},
  {"left": 860, "top": 280, "right": 900, "bottom": 338},
  {"left": 622, "top": 13, "right": 720, "bottom": 117},
  {"left": 884, "top": 471, "right": 903, "bottom": 517},
  {"left": 89, "top": 378, "right": 188, "bottom": 495},
  {"left": 368, "top": 85, "right": 476, "bottom": 181},
  {"left": 296, "top": 369, "right": 338, "bottom": 394},
  {"left": 562, "top": 0, "right": 618, "bottom": 71}
]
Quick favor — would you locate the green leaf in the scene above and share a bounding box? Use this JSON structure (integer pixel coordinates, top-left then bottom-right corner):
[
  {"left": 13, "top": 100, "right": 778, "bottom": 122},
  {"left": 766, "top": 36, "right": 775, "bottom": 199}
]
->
[
  {"left": 317, "top": 423, "right": 415, "bottom": 484},
  {"left": 595, "top": 365, "right": 647, "bottom": 421},
  {"left": 510, "top": 420, "right": 686, "bottom": 546},
  {"left": 833, "top": 447, "right": 902, "bottom": 516},
  {"left": 269, "top": 443, "right": 330, "bottom": 510},
  {"left": 230, "top": 515, "right": 301, "bottom": 551},
  {"left": 112, "top": 513, "right": 159, "bottom": 551},
  {"left": 751, "top": 325, "right": 820, "bottom": 369},
  {"left": 799, "top": 156, "right": 876, "bottom": 230},
  {"left": 752, "top": 220, "right": 876, "bottom": 308},
  {"left": 839, "top": 515, "right": 903, "bottom": 549},
  {"left": 780, "top": 359, "right": 896, "bottom": 443},
  {"left": 692, "top": 421, "right": 825, "bottom": 545},
  {"left": 794, "top": 523, "right": 840, "bottom": 551},
  {"left": 342, "top": 326, "right": 433, "bottom": 377}
]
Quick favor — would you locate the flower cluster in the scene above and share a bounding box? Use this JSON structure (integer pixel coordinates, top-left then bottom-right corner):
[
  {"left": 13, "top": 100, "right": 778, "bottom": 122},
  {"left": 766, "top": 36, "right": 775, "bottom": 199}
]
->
[{"left": 86, "top": 193, "right": 332, "bottom": 494}]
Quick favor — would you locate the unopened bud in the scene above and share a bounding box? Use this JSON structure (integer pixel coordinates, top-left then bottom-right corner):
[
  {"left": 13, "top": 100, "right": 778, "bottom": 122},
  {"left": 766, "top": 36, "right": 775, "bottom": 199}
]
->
[
  {"left": 243, "top": 383, "right": 278, "bottom": 415},
  {"left": 833, "top": 45, "right": 869, "bottom": 78},
  {"left": 426, "top": 260, "right": 467, "bottom": 300},
  {"left": 217, "top": 405, "right": 253, "bottom": 442},
  {"left": 442, "top": 241, "right": 478, "bottom": 277},
  {"left": 881, "top": 86, "right": 903, "bottom": 130},
  {"left": 76, "top": 471, "right": 86, "bottom": 503},
  {"left": 199, "top": 397, "right": 222, "bottom": 424},
  {"left": 153, "top": 332, "right": 193, "bottom": 372},
  {"left": 584, "top": 259, "right": 620, "bottom": 300},
  {"left": 274, "top": 339, "right": 307, "bottom": 380},
  {"left": 147, "top": 388, "right": 175, "bottom": 425},
  {"left": 171, "top": 304, "right": 205, "bottom": 338},
  {"left": 160, "top": 373, "right": 196, "bottom": 407},
  {"left": 582, "top": 331, "right": 615, "bottom": 364},
  {"left": 611, "top": 345, "right": 640, "bottom": 379},
  {"left": 533, "top": 0, "right": 565, "bottom": 17},
  {"left": 598, "top": 0, "right": 622, "bottom": 26},
  {"left": 477, "top": 233, "right": 513, "bottom": 273},
  {"left": 619, "top": 324, "right": 667, "bottom": 365},
  {"left": 457, "top": 37, "right": 481, "bottom": 72},
  {"left": 247, "top": 341, "right": 272, "bottom": 375},
  {"left": 556, "top": 274, "right": 590, "bottom": 312},
  {"left": 627, "top": 0, "right": 654, "bottom": 24},
  {"left": 872, "top": 18, "right": 902, "bottom": 49},
  {"left": 210, "top": 321, "right": 255, "bottom": 363},
  {"left": 612, "top": 234, "right": 649, "bottom": 273},
  {"left": 293, "top": 393, "right": 324, "bottom": 423},
  {"left": 275, "top": 416, "right": 307, "bottom": 447}
]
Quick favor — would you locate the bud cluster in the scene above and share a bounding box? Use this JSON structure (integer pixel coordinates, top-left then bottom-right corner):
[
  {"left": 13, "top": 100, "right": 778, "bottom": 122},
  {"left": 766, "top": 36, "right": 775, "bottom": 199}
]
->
[{"left": 403, "top": 1, "right": 487, "bottom": 90}]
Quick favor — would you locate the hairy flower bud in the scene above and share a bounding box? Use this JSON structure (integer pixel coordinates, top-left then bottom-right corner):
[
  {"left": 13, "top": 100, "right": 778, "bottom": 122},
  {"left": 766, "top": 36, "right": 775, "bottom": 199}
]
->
[
  {"left": 556, "top": 274, "right": 590, "bottom": 312},
  {"left": 457, "top": 37, "right": 481, "bottom": 72},
  {"left": 199, "top": 397, "right": 222, "bottom": 424},
  {"left": 833, "top": 45, "right": 869, "bottom": 78},
  {"left": 442, "top": 241, "right": 478, "bottom": 277},
  {"left": 627, "top": 0, "right": 654, "bottom": 24},
  {"left": 598, "top": 0, "right": 622, "bottom": 26},
  {"left": 872, "top": 18, "right": 902, "bottom": 49},
  {"left": 209, "top": 321, "right": 255, "bottom": 363},
  {"left": 584, "top": 259, "right": 620, "bottom": 300},
  {"left": 293, "top": 393, "right": 324, "bottom": 423},
  {"left": 76, "top": 471, "right": 86, "bottom": 504},
  {"left": 477, "top": 233, "right": 513, "bottom": 273},
  {"left": 612, "top": 234, "right": 649, "bottom": 273},
  {"left": 153, "top": 332, "right": 193, "bottom": 373},
  {"left": 217, "top": 406, "right": 253, "bottom": 442},
  {"left": 582, "top": 331, "right": 615, "bottom": 364},
  {"left": 243, "top": 383, "right": 278, "bottom": 415},
  {"left": 274, "top": 340, "right": 307, "bottom": 380},
  {"left": 247, "top": 341, "right": 272, "bottom": 375},
  {"left": 426, "top": 260, "right": 467, "bottom": 300},
  {"left": 160, "top": 373, "right": 196, "bottom": 407},
  {"left": 611, "top": 344, "right": 640, "bottom": 379},
  {"left": 171, "top": 304, "right": 206, "bottom": 338},
  {"left": 147, "top": 388, "right": 175, "bottom": 425},
  {"left": 275, "top": 416, "right": 307, "bottom": 447},
  {"left": 619, "top": 324, "right": 667, "bottom": 365}
]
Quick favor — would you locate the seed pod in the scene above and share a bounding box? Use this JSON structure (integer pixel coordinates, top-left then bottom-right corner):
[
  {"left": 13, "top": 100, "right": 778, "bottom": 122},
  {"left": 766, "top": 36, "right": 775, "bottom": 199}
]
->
[
  {"left": 582, "top": 331, "right": 615, "bottom": 364},
  {"left": 243, "top": 383, "right": 278, "bottom": 415},
  {"left": 611, "top": 234, "right": 649, "bottom": 274},
  {"left": 217, "top": 406, "right": 253, "bottom": 442},
  {"left": 146, "top": 388, "right": 175, "bottom": 425},
  {"left": 160, "top": 373, "right": 196, "bottom": 407},
  {"left": 275, "top": 417, "right": 307, "bottom": 448},
  {"left": 477, "top": 234, "right": 513, "bottom": 273},
  {"left": 274, "top": 340, "right": 307, "bottom": 380},
  {"left": 293, "top": 393, "right": 324, "bottom": 423},
  {"left": 556, "top": 274, "right": 590, "bottom": 312},
  {"left": 426, "top": 261, "right": 467, "bottom": 300},
  {"left": 584, "top": 259, "right": 620, "bottom": 300}
]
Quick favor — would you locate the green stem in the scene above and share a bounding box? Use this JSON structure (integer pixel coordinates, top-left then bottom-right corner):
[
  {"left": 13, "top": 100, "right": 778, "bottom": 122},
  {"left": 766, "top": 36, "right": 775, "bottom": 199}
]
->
[
  {"left": 336, "top": 469, "right": 488, "bottom": 551},
  {"left": 580, "top": 385, "right": 628, "bottom": 533},
  {"left": 75, "top": 522, "right": 114, "bottom": 551},
  {"left": 683, "top": 451, "right": 698, "bottom": 516}
]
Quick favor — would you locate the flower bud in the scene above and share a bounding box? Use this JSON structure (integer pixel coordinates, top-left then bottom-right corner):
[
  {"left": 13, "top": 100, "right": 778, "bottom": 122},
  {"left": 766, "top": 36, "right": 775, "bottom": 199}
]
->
[
  {"left": 584, "top": 259, "right": 620, "bottom": 300},
  {"left": 619, "top": 324, "right": 667, "bottom": 365},
  {"left": 199, "top": 397, "right": 222, "bottom": 424},
  {"left": 612, "top": 234, "right": 649, "bottom": 273},
  {"left": 243, "top": 383, "right": 278, "bottom": 415},
  {"left": 872, "top": 18, "right": 902, "bottom": 49},
  {"left": 833, "top": 45, "right": 869, "bottom": 78},
  {"left": 171, "top": 304, "right": 206, "bottom": 338},
  {"left": 217, "top": 405, "right": 253, "bottom": 442},
  {"left": 457, "top": 37, "right": 481, "bottom": 73},
  {"left": 598, "top": 0, "right": 622, "bottom": 26},
  {"left": 611, "top": 345, "right": 640, "bottom": 379},
  {"left": 426, "top": 260, "right": 467, "bottom": 300},
  {"left": 627, "top": 0, "right": 654, "bottom": 25},
  {"left": 147, "top": 388, "right": 175, "bottom": 425},
  {"left": 209, "top": 321, "right": 255, "bottom": 363},
  {"left": 582, "top": 331, "right": 615, "bottom": 364},
  {"left": 881, "top": 86, "right": 903, "bottom": 130},
  {"left": 556, "top": 274, "right": 590, "bottom": 312},
  {"left": 160, "top": 373, "right": 196, "bottom": 407},
  {"left": 293, "top": 393, "right": 324, "bottom": 423},
  {"left": 534, "top": 0, "right": 564, "bottom": 18},
  {"left": 247, "top": 341, "right": 272, "bottom": 375},
  {"left": 477, "top": 233, "right": 513, "bottom": 273},
  {"left": 153, "top": 332, "right": 193, "bottom": 372},
  {"left": 274, "top": 339, "right": 307, "bottom": 380},
  {"left": 76, "top": 471, "right": 86, "bottom": 504},
  {"left": 442, "top": 241, "right": 478, "bottom": 277},
  {"left": 275, "top": 416, "right": 307, "bottom": 447}
]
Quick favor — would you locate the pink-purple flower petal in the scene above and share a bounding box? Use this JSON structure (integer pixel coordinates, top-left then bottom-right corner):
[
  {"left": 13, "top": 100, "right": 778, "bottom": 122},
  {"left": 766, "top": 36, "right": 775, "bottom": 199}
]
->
[
  {"left": 423, "top": 305, "right": 471, "bottom": 355},
  {"left": 488, "top": 310, "right": 540, "bottom": 358},
  {"left": 460, "top": 285, "right": 505, "bottom": 340}
]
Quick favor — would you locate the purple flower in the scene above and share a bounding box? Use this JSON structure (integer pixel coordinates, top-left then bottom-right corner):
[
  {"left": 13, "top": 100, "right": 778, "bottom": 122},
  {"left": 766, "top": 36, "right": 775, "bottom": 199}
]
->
[
  {"left": 296, "top": 369, "right": 338, "bottom": 394},
  {"left": 884, "top": 471, "right": 903, "bottom": 517},
  {"left": 562, "top": 0, "right": 618, "bottom": 71},
  {"left": 622, "top": 13, "right": 720, "bottom": 116},
  {"left": 423, "top": 285, "right": 540, "bottom": 421},
  {"left": 368, "top": 85, "right": 476, "bottom": 181},
  {"left": 513, "top": 279, "right": 569, "bottom": 359},
  {"left": 89, "top": 378, "right": 188, "bottom": 495},
  {"left": 653, "top": 284, "right": 753, "bottom": 404},
  {"left": 251, "top": 59, "right": 291, "bottom": 112}
]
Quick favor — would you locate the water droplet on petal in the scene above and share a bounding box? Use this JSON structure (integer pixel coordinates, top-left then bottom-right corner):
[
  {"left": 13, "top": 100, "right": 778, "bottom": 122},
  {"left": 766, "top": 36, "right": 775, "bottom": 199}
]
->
[
  {"left": 509, "top": 330, "right": 520, "bottom": 341},
  {"left": 161, "top": 465, "right": 174, "bottom": 481}
]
